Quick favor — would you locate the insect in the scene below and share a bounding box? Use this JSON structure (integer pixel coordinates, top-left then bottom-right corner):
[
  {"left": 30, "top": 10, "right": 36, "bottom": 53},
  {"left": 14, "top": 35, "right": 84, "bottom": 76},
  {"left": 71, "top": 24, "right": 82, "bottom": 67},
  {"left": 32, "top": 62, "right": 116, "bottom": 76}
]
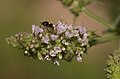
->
[{"left": 42, "top": 21, "right": 55, "bottom": 28}]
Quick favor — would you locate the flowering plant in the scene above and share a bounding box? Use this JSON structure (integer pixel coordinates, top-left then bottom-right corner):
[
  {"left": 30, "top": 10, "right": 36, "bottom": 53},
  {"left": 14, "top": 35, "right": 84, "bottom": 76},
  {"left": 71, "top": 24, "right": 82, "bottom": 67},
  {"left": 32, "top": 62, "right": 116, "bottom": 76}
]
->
[
  {"left": 6, "top": 21, "right": 98, "bottom": 66},
  {"left": 5, "top": 0, "right": 120, "bottom": 79},
  {"left": 105, "top": 50, "right": 120, "bottom": 79}
]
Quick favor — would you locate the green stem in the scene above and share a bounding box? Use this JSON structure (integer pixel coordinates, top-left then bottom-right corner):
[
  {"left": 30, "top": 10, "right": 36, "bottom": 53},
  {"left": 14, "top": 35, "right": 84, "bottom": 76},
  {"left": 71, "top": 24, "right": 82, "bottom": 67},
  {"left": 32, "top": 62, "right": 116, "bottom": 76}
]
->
[
  {"left": 96, "top": 34, "right": 120, "bottom": 44},
  {"left": 81, "top": 7, "right": 114, "bottom": 30}
]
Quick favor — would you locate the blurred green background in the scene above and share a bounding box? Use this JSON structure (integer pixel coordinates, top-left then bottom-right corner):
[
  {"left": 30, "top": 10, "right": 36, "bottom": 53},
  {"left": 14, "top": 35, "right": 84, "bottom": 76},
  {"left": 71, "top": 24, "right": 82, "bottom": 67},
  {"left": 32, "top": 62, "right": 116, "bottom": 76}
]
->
[{"left": 0, "top": 0, "right": 118, "bottom": 79}]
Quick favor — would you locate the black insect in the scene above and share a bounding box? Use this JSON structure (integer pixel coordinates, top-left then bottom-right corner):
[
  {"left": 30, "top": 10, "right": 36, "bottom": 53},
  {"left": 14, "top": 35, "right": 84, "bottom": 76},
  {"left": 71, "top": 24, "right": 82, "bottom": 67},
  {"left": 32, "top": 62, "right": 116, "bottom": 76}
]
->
[{"left": 42, "top": 21, "right": 54, "bottom": 28}]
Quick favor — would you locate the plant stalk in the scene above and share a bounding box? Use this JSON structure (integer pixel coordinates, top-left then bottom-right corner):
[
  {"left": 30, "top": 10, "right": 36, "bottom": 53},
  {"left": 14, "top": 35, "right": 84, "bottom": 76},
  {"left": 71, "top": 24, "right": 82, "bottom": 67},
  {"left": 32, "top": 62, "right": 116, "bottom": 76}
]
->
[{"left": 81, "top": 7, "right": 114, "bottom": 30}]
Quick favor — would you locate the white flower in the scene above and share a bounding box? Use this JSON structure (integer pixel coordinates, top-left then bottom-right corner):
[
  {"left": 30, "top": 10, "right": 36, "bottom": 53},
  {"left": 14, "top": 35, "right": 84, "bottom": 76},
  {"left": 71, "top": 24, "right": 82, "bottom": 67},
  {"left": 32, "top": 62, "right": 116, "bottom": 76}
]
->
[
  {"left": 81, "top": 33, "right": 89, "bottom": 46},
  {"left": 61, "top": 40, "right": 69, "bottom": 45},
  {"left": 32, "top": 25, "right": 44, "bottom": 36},
  {"left": 54, "top": 46, "right": 62, "bottom": 53},
  {"left": 71, "top": 29, "right": 79, "bottom": 37},
  {"left": 76, "top": 53, "right": 82, "bottom": 62},
  {"left": 81, "top": 39, "right": 89, "bottom": 46},
  {"left": 44, "top": 55, "right": 51, "bottom": 61},
  {"left": 24, "top": 50, "right": 29, "bottom": 54},
  {"left": 62, "top": 47, "right": 66, "bottom": 51},
  {"left": 65, "top": 31, "right": 73, "bottom": 38},
  {"left": 77, "top": 37, "right": 82, "bottom": 42},
  {"left": 83, "top": 33, "right": 88, "bottom": 40},
  {"left": 39, "top": 34, "right": 43, "bottom": 38},
  {"left": 56, "top": 21, "right": 68, "bottom": 34},
  {"left": 41, "top": 34, "right": 50, "bottom": 44},
  {"left": 67, "top": 24, "right": 73, "bottom": 30},
  {"left": 50, "top": 34, "right": 58, "bottom": 41},
  {"left": 49, "top": 50, "right": 58, "bottom": 57},
  {"left": 53, "top": 60, "right": 60, "bottom": 66},
  {"left": 78, "top": 25, "right": 87, "bottom": 35}
]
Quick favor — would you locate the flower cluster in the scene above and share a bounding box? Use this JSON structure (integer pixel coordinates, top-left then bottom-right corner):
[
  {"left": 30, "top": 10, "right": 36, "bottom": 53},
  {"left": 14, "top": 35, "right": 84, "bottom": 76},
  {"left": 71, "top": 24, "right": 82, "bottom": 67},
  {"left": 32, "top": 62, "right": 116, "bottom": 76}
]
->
[
  {"left": 105, "top": 50, "right": 120, "bottom": 79},
  {"left": 6, "top": 21, "right": 98, "bottom": 66}
]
